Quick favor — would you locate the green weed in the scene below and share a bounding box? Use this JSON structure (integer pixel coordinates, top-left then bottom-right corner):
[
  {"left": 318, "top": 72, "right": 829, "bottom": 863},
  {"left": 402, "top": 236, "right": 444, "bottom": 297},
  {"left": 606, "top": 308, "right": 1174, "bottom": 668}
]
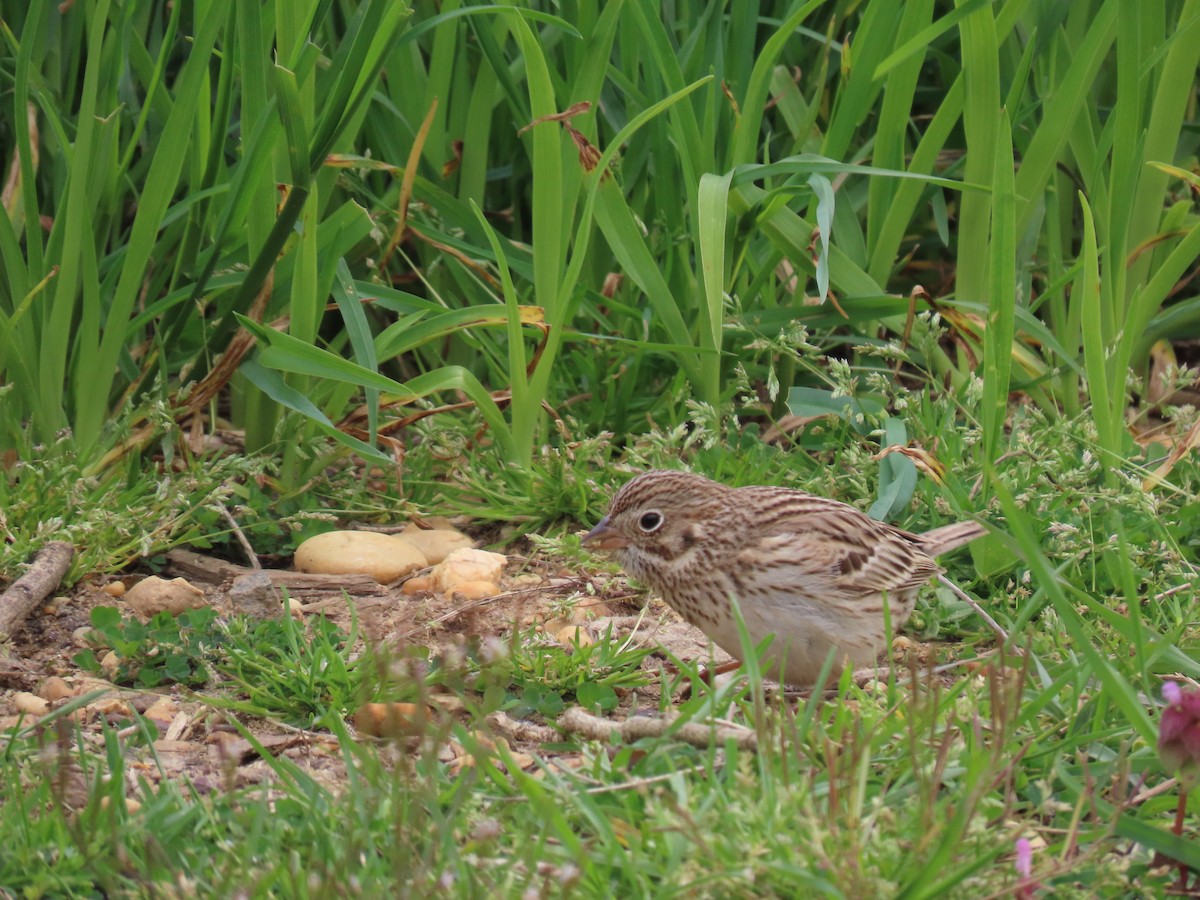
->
[{"left": 73, "top": 606, "right": 223, "bottom": 688}]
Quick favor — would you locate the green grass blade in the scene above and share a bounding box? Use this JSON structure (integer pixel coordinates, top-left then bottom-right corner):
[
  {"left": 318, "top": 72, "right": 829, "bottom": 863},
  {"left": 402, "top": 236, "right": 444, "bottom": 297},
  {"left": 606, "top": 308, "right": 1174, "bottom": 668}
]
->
[{"left": 981, "top": 109, "right": 1015, "bottom": 465}]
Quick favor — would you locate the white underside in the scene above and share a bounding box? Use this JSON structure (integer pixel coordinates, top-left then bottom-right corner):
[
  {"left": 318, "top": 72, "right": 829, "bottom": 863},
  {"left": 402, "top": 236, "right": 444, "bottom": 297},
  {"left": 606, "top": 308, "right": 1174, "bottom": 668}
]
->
[{"left": 698, "top": 594, "right": 890, "bottom": 687}]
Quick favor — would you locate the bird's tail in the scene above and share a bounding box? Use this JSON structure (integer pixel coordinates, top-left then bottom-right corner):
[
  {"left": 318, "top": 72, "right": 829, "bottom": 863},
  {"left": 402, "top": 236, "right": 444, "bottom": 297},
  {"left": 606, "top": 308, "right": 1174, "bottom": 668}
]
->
[{"left": 919, "top": 520, "right": 987, "bottom": 556}]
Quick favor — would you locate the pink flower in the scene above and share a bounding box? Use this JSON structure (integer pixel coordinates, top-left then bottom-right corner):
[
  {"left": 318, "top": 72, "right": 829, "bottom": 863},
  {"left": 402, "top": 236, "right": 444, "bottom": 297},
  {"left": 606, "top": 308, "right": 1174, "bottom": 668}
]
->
[
  {"left": 1014, "top": 837, "right": 1039, "bottom": 898},
  {"left": 1164, "top": 681, "right": 1182, "bottom": 706},
  {"left": 1158, "top": 681, "right": 1200, "bottom": 790},
  {"left": 1015, "top": 838, "right": 1032, "bottom": 879}
]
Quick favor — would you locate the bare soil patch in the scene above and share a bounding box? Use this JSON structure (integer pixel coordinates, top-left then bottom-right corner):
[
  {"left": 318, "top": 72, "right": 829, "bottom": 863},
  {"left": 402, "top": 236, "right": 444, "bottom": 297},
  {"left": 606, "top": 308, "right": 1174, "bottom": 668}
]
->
[{"left": 1, "top": 546, "right": 737, "bottom": 803}]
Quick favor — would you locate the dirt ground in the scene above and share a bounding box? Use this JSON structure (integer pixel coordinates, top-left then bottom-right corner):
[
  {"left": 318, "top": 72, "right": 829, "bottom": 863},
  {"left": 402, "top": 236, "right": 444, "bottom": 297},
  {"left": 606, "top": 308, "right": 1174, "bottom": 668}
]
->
[{"left": 0, "top": 546, "right": 736, "bottom": 803}]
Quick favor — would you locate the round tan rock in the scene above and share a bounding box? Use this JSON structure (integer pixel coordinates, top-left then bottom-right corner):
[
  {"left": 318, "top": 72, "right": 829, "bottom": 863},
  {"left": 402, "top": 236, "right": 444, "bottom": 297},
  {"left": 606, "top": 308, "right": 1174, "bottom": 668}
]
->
[
  {"left": 573, "top": 600, "right": 613, "bottom": 620},
  {"left": 100, "top": 650, "right": 121, "bottom": 676},
  {"left": 398, "top": 524, "right": 474, "bottom": 565},
  {"left": 75, "top": 677, "right": 115, "bottom": 694},
  {"left": 102, "top": 581, "right": 126, "bottom": 598},
  {"left": 39, "top": 677, "right": 73, "bottom": 702},
  {"left": 431, "top": 548, "right": 506, "bottom": 592},
  {"left": 447, "top": 580, "right": 499, "bottom": 602},
  {"left": 294, "top": 531, "right": 427, "bottom": 583},
  {"left": 143, "top": 697, "right": 179, "bottom": 725},
  {"left": 401, "top": 574, "right": 437, "bottom": 596},
  {"left": 286, "top": 598, "right": 304, "bottom": 619},
  {"left": 13, "top": 692, "right": 49, "bottom": 717},
  {"left": 125, "top": 576, "right": 208, "bottom": 618},
  {"left": 554, "top": 625, "right": 595, "bottom": 648},
  {"left": 354, "top": 702, "right": 433, "bottom": 738},
  {"left": 99, "top": 796, "right": 141, "bottom": 814},
  {"left": 90, "top": 697, "right": 134, "bottom": 720}
]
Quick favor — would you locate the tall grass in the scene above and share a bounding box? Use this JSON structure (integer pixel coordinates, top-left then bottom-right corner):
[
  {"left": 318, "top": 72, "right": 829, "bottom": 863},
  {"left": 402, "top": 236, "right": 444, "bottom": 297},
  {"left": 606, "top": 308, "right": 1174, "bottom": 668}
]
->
[
  {"left": 1, "top": 5, "right": 1198, "bottom": 894},
  {"left": 4, "top": 2, "right": 1197, "bottom": 482}
]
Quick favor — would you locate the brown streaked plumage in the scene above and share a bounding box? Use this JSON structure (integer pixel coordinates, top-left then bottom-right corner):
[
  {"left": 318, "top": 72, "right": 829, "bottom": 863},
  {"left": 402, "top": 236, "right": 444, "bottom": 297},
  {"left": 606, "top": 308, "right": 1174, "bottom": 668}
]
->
[{"left": 583, "top": 470, "right": 985, "bottom": 686}]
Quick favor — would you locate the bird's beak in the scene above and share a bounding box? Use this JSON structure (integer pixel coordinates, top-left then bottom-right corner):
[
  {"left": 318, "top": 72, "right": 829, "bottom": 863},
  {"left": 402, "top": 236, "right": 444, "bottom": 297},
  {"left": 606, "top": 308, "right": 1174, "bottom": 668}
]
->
[{"left": 582, "top": 516, "right": 629, "bottom": 550}]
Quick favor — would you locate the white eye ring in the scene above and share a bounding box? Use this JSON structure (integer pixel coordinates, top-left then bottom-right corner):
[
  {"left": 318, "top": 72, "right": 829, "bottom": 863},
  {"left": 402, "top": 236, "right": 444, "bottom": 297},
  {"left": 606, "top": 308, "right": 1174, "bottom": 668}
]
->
[{"left": 638, "top": 511, "right": 664, "bottom": 533}]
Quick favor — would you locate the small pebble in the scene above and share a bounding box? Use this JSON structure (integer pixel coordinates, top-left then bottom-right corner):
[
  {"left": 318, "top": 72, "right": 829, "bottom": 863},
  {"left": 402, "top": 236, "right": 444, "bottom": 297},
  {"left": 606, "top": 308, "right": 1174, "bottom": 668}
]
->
[
  {"left": 13, "top": 692, "right": 49, "bottom": 717},
  {"left": 126, "top": 576, "right": 208, "bottom": 617},
  {"left": 448, "top": 580, "right": 499, "bottom": 602},
  {"left": 89, "top": 697, "right": 134, "bottom": 721},
  {"left": 38, "top": 677, "right": 73, "bottom": 702},
  {"left": 402, "top": 574, "right": 436, "bottom": 596},
  {"left": 143, "top": 697, "right": 179, "bottom": 726},
  {"left": 431, "top": 548, "right": 506, "bottom": 592},
  {"left": 554, "top": 625, "right": 595, "bottom": 648},
  {"left": 353, "top": 702, "right": 433, "bottom": 739},
  {"left": 99, "top": 796, "right": 141, "bottom": 813},
  {"left": 397, "top": 524, "right": 473, "bottom": 565},
  {"left": 228, "top": 571, "right": 281, "bottom": 619}
]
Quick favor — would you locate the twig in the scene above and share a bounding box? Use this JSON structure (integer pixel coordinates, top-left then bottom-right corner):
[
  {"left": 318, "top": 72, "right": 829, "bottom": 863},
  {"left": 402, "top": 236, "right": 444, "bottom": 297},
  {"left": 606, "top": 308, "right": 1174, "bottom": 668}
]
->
[
  {"left": 557, "top": 706, "right": 758, "bottom": 751},
  {"left": 937, "top": 573, "right": 1011, "bottom": 646},
  {"left": 0, "top": 541, "right": 74, "bottom": 642},
  {"left": 217, "top": 505, "right": 260, "bottom": 570},
  {"left": 1130, "top": 776, "right": 1178, "bottom": 807},
  {"left": 486, "top": 711, "right": 560, "bottom": 745},
  {"left": 1154, "top": 582, "right": 1197, "bottom": 602},
  {"left": 584, "top": 764, "right": 713, "bottom": 795}
]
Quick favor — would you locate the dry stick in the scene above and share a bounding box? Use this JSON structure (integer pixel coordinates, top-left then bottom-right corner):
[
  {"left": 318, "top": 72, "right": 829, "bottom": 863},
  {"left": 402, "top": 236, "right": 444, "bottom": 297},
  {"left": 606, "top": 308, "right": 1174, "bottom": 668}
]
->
[
  {"left": 0, "top": 541, "right": 75, "bottom": 641},
  {"left": 558, "top": 706, "right": 758, "bottom": 751},
  {"left": 486, "top": 710, "right": 560, "bottom": 745},
  {"left": 218, "top": 505, "right": 261, "bottom": 570},
  {"left": 936, "top": 572, "right": 1011, "bottom": 646}
]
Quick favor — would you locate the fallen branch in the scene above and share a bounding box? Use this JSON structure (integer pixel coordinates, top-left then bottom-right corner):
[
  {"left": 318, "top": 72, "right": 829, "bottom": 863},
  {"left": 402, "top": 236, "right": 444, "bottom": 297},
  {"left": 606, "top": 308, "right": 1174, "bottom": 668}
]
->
[
  {"left": 486, "top": 710, "right": 560, "bottom": 745},
  {"left": 558, "top": 706, "right": 758, "bottom": 751},
  {"left": 0, "top": 541, "right": 75, "bottom": 641},
  {"left": 164, "top": 549, "right": 388, "bottom": 600}
]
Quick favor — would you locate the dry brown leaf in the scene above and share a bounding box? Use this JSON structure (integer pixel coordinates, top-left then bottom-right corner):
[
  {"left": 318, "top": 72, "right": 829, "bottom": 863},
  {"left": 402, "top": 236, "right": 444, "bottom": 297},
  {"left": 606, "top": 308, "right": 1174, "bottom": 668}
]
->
[
  {"left": 872, "top": 444, "right": 948, "bottom": 485},
  {"left": 1143, "top": 418, "right": 1200, "bottom": 490}
]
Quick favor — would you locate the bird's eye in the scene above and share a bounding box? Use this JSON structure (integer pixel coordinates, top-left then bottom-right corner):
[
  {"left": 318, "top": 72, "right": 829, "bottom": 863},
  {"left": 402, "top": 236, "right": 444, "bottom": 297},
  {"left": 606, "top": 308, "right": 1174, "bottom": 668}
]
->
[{"left": 638, "top": 511, "right": 664, "bottom": 533}]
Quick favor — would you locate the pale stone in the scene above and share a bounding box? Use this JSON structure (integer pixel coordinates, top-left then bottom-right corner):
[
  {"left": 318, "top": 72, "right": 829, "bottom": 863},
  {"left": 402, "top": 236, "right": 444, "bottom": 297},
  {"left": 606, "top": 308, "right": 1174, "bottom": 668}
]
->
[
  {"left": 13, "top": 692, "right": 49, "bottom": 717},
  {"left": 125, "top": 576, "right": 208, "bottom": 617},
  {"left": 447, "top": 580, "right": 499, "bottom": 602},
  {"left": 38, "top": 677, "right": 73, "bottom": 702},
  {"left": 143, "top": 697, "right": 179, "bottom": 725},
  {"left": 102, "top": 581, "right": 126, "bottom": 598},
  {"left": 397, "top": 524, "right": 473, "bottom": 565},
  {"left": 99, "top": 796, "right": 141, "bottom": 813},
  {"left": 401, "top": 574, "right": 437, "bottom": 595},
  {"left": 353, "top": 702, "right": 433, "bottom": 738},
  {"left": 100, "top": 650, "right": 121, "bottom": 676},
  {"left": 554, "top": 625, "right": 595, "bottom": 648},
  {"left": 294, "top": 531, "right": 427, "bottom": 583},
  {"left": 228, "top": 571, "right": 280, "bottom": 619},
  {"left": 90, "top": 697, "right": 134, "bottom": 719},
  {"left": 571, "top": 600, "right": 613, "bottom": 620},
  {"left": 431, "top": 548, "right": 506, "bottom": 592}
]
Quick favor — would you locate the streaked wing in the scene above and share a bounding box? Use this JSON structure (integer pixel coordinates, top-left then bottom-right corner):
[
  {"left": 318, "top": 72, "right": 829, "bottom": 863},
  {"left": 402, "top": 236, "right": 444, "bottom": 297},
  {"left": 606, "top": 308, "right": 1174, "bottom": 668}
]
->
[{"left": 739, "top": 497, "right": 940, "bottom": 597}]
